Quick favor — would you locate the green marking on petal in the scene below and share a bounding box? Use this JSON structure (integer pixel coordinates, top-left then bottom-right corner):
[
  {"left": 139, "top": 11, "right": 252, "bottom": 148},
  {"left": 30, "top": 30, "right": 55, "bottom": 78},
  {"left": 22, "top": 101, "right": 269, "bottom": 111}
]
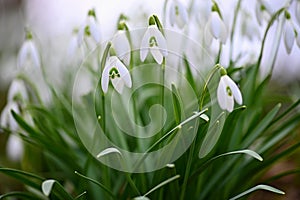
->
[
  {"left": 149, "top": 36, "right": 158, "bottom": 47},
  {"left": 175, "top": 6, "right": 179, "bottom": 16},
  {"left": 226, "top": 86, "right": 232, "bottom": 96},
  {"left": 109, "top": 67, "right": 120, "bottom": 79},
  {"left": 85, "top": 26, "right": 91, "bottom": 36}
]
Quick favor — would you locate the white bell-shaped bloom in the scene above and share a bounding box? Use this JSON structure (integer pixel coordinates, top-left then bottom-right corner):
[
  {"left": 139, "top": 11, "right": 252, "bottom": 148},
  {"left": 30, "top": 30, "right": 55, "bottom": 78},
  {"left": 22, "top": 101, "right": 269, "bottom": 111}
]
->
[
  {"left": 101, "top": 56, "right": 132, "bottom": 94},
  {"left": 140, "top": 25, "right": 168, "bottom": 64},
  {"left": 255, "top": 0, "right": 271, "bottom": 26},
  {"left": 217, "top": 75, "right": 242, "bottom": 112},
  {"left": 205, "top": 12, "right": 227, "bottom": 45},
  {"left": 112, "top": 30, "right": 131, "bottom": 66},
  {"left": 6, "top": 134, "right": 24, "bottom": 162},
  {"left": 169, "top": 0, "right": 188, "bottom": 28},
  {"left": 17, "top": 40, "right": 40, "bottom": 69},
  {"left": 283, "top": 19, "right": 295, "bottom": 54},
  {"left": 7, "top": 79, "right": 28, "bottom": 102},
  {"left": 78, "top": 12, "right": 101, "bottom": 46},
  {"left": 0, "top": 101, "right": 20, "bottom": 132}
]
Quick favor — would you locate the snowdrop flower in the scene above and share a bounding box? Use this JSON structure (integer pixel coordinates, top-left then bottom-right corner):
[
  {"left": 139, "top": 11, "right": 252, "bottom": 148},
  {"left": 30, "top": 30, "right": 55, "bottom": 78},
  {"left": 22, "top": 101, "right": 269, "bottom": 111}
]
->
[
  {"left": 296, "top": 0, "right": 300, "bottom": 26},
  {"left": 7, "top": 79, "right": 28, "bottom": 102},
  {"left": 78, "top": 9, "right": 101, "bottom": 46},
  {"left": 112, "top": 29, "right": 131, "bottom": 66},
  {"left": 101, "top": 56, "right": 132, "bottom": 94},
  {"left": 17, "top": 31, "right": 40, "bottom": 69},
  {"left": 6, "top": 134, "right": 24, "bottom": 162},
  {"left": 140, "top": 23, "right": 168, "bottom": 64},
  {"left": 0, "top": 101, "right": 20, "bottom": 132},
  {"left": 284, "top": 19, "right": 296, "bottom": 54},
  {"left": 204, "top": 3, "right": 227, "bottom": 45},
  {"left": 217, "top": 69, "right": 242, "bottom": 112},
  {"left": 169, "top": 0, "right": 188, "bottom": 28},
  {"left": 255, "top": 0, "right": 271, "bottom": 26}
]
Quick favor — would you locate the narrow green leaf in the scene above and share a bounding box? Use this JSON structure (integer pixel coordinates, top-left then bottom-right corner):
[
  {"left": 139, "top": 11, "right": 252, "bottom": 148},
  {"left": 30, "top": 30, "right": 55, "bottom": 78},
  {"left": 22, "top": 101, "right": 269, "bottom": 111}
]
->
[
  {"left": 229, "top": 184, "right": 284, "bottom": 200},
  {"left": 0, "top": 192, "right": 42, "bottom": 200},
  {"left": 183, "top": 54, "right": 196, "bottom": 91},
  {"left": 171, "top": 83, "right": 182, "bottom": 124}
]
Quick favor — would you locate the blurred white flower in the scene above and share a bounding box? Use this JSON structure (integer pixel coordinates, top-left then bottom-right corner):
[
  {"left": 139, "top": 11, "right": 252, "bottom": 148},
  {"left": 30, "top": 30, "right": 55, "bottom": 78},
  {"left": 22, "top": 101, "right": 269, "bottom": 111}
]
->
[
  {"left": 140, "top": 25, "right": 168, "bottom": 64},
  {"left": 6, "top": 134, "right": 24, "bottom": 162},
  {"left": 101, "top": 56, "right": 132, "bottom": 94},
  {"left": 17, "top": 39, "right": 40, "bottom": 69},
  {"left": 295, "top": 0, "right": 300, "bottom": 26},
  {"left": 78, "top": 9, "right": 101, "bottom": 46},
  {"left": 169, "top": 0, "right": 188, "bottom": 28},
  {"left": 217, "top": 75, "right": 242, "bottom": 112},
  {"left": 0, "top": 101, "right": 20, "bottom": 132},
  {"left": 7, "top": 79, "right": 28, "bottom": 102},
  {"left": 255, "top": 0, "right": 271, "bottom": 26},
  {"left": 112, "top": 30, "right": 131, "bottom": 66},
  {"left": 205, "top": 12, "right": 227, "bottom": 45},
  {"left": 283, "top": 19, "right": 296, "bottom": 54}
]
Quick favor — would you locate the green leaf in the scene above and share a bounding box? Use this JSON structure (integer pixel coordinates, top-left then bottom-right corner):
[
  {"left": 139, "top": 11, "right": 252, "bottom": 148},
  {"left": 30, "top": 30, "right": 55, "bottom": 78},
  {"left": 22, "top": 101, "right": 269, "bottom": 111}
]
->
[
  {"left": 171, "top": 83, "right": 182, "bottom": 124},
  {"left": 229, "top": 184, "right": 284, "bottom": 200},
  {"left": 0, "top": 192, "right": 42, "bottom": 200}
]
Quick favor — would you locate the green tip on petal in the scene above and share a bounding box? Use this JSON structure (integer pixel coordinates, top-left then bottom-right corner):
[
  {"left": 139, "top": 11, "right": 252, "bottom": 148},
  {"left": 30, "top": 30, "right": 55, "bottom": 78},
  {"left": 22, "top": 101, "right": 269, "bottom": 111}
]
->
[
  {"left": 118, "top": 22, "right": 126, "bottom": 30},
  {"left": 220, "top": 67, "right": 227, "bottom": 76},
  {"left": 149, "top": 16, "right": 156, "bottom": 26},
  {"left": 109, "top": 47, "right": 117, "bottom": 56},
  {"left": 88, "top": 8, "right": 96, "bottom": 18},
  {"left": 285, "top": 10, "right": 291, "bottom": 20},
  {"left": 25, "top": 30, "right": 33, "bottom": 40}
]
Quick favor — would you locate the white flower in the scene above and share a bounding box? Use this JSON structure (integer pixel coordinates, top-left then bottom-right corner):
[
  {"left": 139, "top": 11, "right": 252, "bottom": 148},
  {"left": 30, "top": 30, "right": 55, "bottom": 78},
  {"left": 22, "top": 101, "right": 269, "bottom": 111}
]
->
[
  {"left": 7, "top": 79, "right": 28, "bottom": 102},
  {"left": 112, "top": 30, "right": 131, "bottom": 66},
  {"left": 17, "top": 40, "right": 40, "bottom": 68},
  {"left": 205, "top": 12, "right": 227, "bottom": 45},
  {"left": 217, "top": 75, "right": 242, "bottom": 112},
  {"left": 169, "top": 0, "right": 188, "bottom": 28},
  {"left": 6, "top": 134, "right": 24, "bottom": 162},
  {"left": 255, "top": 0, "right": 271, "bottom": 26},
  {"left": 101, "top": 56, "right": 132, "bottom": 94},
  {"left": 0, "top": 101, "right": 20, "bottom": 132},
  {"left": 283, "top": 19, "right": 296, "bottom": 54},
  {"left": 140, "top": 25, "right": 168, "bottom": 64},
  {"left": 78, "top": 10, "right": 101, "bottom": 46}
]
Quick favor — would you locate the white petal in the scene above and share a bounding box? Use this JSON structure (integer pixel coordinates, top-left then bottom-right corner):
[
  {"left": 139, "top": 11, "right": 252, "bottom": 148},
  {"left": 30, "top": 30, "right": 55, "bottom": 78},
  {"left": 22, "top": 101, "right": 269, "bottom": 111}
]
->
[
  {"left": 284, "top": 20, "right": 295, "bottom": 54},
  {"left": 8, "top": 79, "right": 28, "bottom": 102},
  {"left": 255, "top": 1, "right": 263, "bottom": 26},
  {"left": 140, "top": 28, "right": 150, "bottom": 62},
  {"left": 42, "top": 180, "right": 55, "bottom": 196},
  {"left": 296, "top": 31, "right": 300, "bottom": 48},
  {"left": 6, "top": 134, "right": 23, "bottom": 161},
  {"left": 112, "top": 30, "right": 131, "bottom": 66},
  {"left": 28, "top": 41, "right": 40, "bottom": 68},
  {"left": 204, "top": 23, "right": 213, "bottom": 46},
  {"left": 0, "top": 102, "right": 20, "bottom": 131},
  {"left": 17, "top": 41, "right": 30, "bottom": 68},
  {"left": 150, "top": 26, "right": 168, "bottom": 56},
  {"left": 68, "top": 35, "right": 79, "bottom": 57},
  {"left": 219, "top": 19, "right": 227, "bottom": 44},
  {"left": 210, "top": 12, "right": 222, "bottom": 39},
  {"left": 101, "top": 58, "right": 113, "bottom": 93},
  {"left": 169, "top": 2, "right": 176, "bottom": 26},
  {"left": 175, "top": 0, "right": 188, "bottom": 28},
  {"left": 89, "top": 16, "right": 101, "bottom": 43},
  {"left": 217, "top": 77, "right": 227, "bottom": 110},
  {"left": 225, "top": 94, "right": 234, "bottom": 112},
  {"left": 223, "top": 75, "right": 243, "bottom": 105},
  {"left": 77, "top": 26, "right": 85, "bottom": 47},
  {"left": 111, "top": 78, "right": 124, "bottom": 94},
  {"left": 296, "top": 1, "right": 300, "bottom": 26},
  {"left": 150, "top": 46, "right": 164, "bottom": 64},
  {"left": 115, "top": 57, "right": 132, "bottom": 88}
]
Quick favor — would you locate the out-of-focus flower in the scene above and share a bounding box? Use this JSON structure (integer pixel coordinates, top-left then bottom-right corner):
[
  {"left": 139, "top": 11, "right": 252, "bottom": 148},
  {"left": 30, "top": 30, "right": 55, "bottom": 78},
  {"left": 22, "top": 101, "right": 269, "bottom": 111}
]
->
[
  {"left": 140, "top": 25, "right": 168, "bottom": 64},
  {"left": 101, "top": 56, "right": 132, "bottom": 94},
  {"left": 6, "top": 134, "right": 24, "bottom": 162},
  {"left": 17, "top": 31, "right": 40, "bottom": 69},
  {"left": 169, "top": 0, "right": 188, "bottom": 28},
  {"left": 0, "top": 101, "right": 20, "bottom": 132},
  {"left": 7, "top": 79, "right": 28, "bottom": 102},
  {"left": 112, "top": 30, "right": 131, "bottom": 66},
  {"left": 295, "top": 0, "right": 300, "bottom": 26},
  {"left": 204, "top": 3, "right": 227, "bottom": 45},
  {"left": 78, "top": 9, "right": 101, "bottom": 46},
  {"left": 217, "top": 71, "right": 242, "bottom": 112},
  {"left": 255, "top": 0, "right": 272, "bottom": 26},
  {"left": 283, "top": 18, "right": 296, "bottom": 54}
]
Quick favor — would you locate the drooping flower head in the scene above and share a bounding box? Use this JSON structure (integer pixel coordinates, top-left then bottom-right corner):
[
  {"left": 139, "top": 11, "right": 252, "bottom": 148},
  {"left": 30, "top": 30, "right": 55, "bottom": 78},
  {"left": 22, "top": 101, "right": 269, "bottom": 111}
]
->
[
  {"left": 17, "top": 30, "right": 40, "bottom": 69},
  {"left": 78, "top": 8, "right": 101, "bottom": 46},
  {"left": 101, "top": 47, "right": 132, "bottom": 94},
  {"left": 140, "top": 16, "right": 168, "bottom": 64},
  {"left": 7, "top": 79, "right": 28, "bottom": 102},
  {"left": 204, "top": 2, "right": 227, "bottom": 45},
  {"left": 255, "top": 0, "right": 272, "bottom": 26},
  {"left": 169, "top": 0, "right": 188, "bottom": 29},
  {"left": 283, "top": 11, "right": 297, "bottom": 54},
  {"left": 217, "top": 68, "right": 242, "bottom": 112}
]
